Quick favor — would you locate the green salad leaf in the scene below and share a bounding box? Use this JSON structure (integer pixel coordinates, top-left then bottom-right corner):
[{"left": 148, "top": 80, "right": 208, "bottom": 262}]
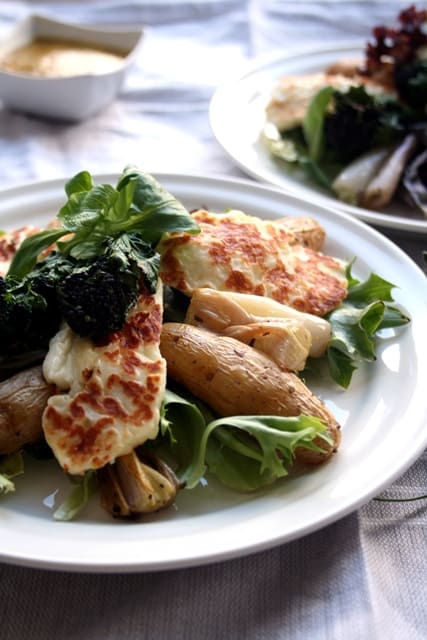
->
[
  {"left": 267, "top": 83, "right": 417, "bottom": 196},
  {"left": 8, "top": 166, "right": 200, "bottom": 277},
  {"left": 266, "top": 85, "right": 338, "bottom": 189},
  {"left": 151, "top": 389, "right": 330, "bottom": 492},
  {"left": 2, "top": 167, "right": 200, "bottom": 366},
  {"left": 303, "top": 86, "right": 334, "bottom": 162},
  {"left": 204, "top": 415, "right": 329, "bottom": 491},
  {"left": 8, "top": 228, "right": 71, "bottom": 280},
  {"left": 53, "top": 470, "right": 97, "bottom": 521},
  {"left": 156, "top": 388, "right": 211, "bottom": 487},
  {"left": 0, "top": 452, "right": 24, "bottom": 494},
  {"left": 263, "top": 124, "right": 335, "bottom": 190},
  {"left": 325, "top": 263, "right": 410, "bottom": 388}
]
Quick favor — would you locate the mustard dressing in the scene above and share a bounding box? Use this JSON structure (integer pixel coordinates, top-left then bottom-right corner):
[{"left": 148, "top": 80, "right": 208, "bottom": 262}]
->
[{"left": 0, "top": 38, "right": 126, "bottom": 76}]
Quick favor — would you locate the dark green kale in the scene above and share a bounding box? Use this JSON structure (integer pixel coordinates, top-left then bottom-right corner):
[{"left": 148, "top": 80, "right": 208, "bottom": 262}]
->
[
  {"left": 57, "top": 262, "right": 137, "bottom": 341},
  {"left": 0, "top": 252, "right": 75, "bottom": 370},
  {"left": 0, "top": 275, "right": 58, "bottom": 367},
  {"left": 324, "top": 87, "right": 380, "bottom": 163},
  {"left": 57, "top": 234, "right": 160, "bottom": 341},
  {"left": 394, "top": 58, "right": 427, "bottom": 111},
  {"left": 0, "top": 167, "right": 199, "bottom": 370},
  {"left": 0, "top": 234, "right": 160, "bottom": 368},
  {"left": 323, "top": 86, "right": 410, "bottom": 164},
  {"left": 26, "top": 251, "right": 77, "bottom": 303}
]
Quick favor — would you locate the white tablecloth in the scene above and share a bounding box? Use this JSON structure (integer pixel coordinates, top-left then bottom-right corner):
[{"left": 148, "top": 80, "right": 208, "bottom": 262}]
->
[{"left": 0, "top": 2, "right": 426, "bottom": 639}]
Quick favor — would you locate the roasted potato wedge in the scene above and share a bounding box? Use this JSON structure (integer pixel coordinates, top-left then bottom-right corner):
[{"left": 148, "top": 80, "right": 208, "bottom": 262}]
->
[
  {"left": 0, "top": 365, "right": 55, "bottom": 455},
  {"left": 160, "top": 322, "right": 340, "bottom": 464}
]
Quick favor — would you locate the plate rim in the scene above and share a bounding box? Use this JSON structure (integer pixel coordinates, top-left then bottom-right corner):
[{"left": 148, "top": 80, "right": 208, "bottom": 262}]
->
[
  {"left": 0, "top": 171, "right": 426, "bottom": 573},
  {"left": 209, "top": 41, "right": 427, "bottom": 235}
]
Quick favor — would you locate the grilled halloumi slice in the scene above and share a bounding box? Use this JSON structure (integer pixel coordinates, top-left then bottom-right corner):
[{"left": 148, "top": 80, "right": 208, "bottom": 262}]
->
[
  {"left": 158, "top": 209, "right": 347, "bottom": 317},
  {"left": 42, "top": 282, "right": 166, "bottom": 475}
]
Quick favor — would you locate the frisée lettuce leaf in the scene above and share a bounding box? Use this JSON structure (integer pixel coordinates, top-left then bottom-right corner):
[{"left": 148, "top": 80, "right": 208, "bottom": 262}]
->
[{"left": 149, "top": 389, "right": 331, "bottom": 492}]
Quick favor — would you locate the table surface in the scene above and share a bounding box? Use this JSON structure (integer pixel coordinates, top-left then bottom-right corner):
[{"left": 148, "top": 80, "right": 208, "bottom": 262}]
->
[{"left": 0, "top": 2, "right": 426, "bottom": 639}]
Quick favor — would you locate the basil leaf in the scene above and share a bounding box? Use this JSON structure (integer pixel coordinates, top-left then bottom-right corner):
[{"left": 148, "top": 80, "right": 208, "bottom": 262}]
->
[
  {"left": 58, "top": 184, "right": 117, "bottom": 233},
  {"left": 115, "top": 166, "right": 200, "bottom": 244},
  {"left": 64, "top": 170, "right": 94, "bottom": 197},
  {"left": 9, "top": 166, "right": 199, "bottom": 277}
]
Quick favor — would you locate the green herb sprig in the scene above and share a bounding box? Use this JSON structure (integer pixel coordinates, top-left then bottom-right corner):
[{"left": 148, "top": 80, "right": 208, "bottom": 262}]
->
[
  {"left": 8, "top": 166, "right": 200, "bottom": 279},
  {"left": 325, "top": 263, "right": 410, "bottom": 388}
]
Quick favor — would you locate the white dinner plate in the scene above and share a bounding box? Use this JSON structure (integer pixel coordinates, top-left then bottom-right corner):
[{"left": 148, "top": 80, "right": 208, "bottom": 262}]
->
[
  {"left": 209, "top": 42, "right": 427, "bottom": 234},
  {"left": 0, "top": 172, "right": 426, "bottom": 573}
]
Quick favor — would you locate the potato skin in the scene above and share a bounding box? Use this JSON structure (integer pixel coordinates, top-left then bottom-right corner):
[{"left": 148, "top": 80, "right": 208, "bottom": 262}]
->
[
  {"left": 160, "top": 323, "right": 340, "bottom": 463},
  {"left": 0, "top": 366, "right": 55, "bottom": 455}
]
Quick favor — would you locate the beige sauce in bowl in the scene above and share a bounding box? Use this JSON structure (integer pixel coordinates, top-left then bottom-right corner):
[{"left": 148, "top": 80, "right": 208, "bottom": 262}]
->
[{"left": 0, "top": 38, "right": 126, "bottom": 77}]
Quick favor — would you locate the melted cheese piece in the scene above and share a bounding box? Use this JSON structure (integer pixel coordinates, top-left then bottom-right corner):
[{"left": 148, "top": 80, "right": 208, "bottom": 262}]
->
[
  {"left": 159, "top": 209, "right": 347, "bottom": 316},
  {"left": 42, "top": 282, "right": 166, "bottom": 475}
]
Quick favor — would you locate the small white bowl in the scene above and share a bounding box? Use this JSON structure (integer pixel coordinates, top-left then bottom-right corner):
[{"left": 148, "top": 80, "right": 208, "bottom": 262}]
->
[{"left": 0, "top": 14, "right": 144, "bottom": 121}]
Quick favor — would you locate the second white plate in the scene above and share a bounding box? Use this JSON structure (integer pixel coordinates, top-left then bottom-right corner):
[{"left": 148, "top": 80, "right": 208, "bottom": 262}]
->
[{"left": 210, "top": 42, "right": 427, "bottom": 234}]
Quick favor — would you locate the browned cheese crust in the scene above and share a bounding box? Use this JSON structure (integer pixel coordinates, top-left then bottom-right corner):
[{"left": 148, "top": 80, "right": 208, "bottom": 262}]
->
[{"left": 159, "top": 210, "right": 347, "bottom": 317}]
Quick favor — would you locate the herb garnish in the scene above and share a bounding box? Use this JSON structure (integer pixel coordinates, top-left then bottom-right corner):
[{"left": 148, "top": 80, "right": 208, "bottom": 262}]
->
[
  {"left": 0, "top": 166, "right": 200, "bottom": 367},
  {"left": 325, "top": 263, "right": 410, "bottom": 388}
]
